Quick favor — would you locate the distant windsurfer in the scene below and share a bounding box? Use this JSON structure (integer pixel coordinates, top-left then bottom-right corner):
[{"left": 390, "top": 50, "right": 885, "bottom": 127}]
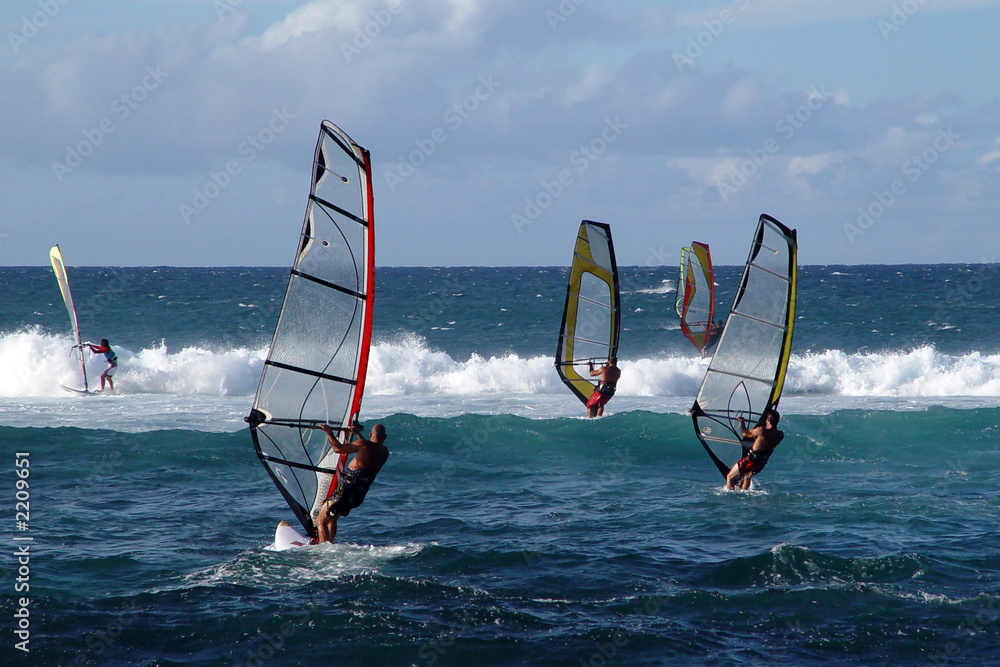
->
[
  {"left": 701, "top": 320, "right": 724, "bottom": 358},
  {"left": 83, "top": 339, "right": 117, "bottom": 392},
  {"left": 586, "top": 357, "right": 621, "bottom": 418},
  {"left": 726, "top": 410, "right": 783, "bottom": 490},
  {"left": 315, "top": 423, "right": 389, "bottom": 543}
]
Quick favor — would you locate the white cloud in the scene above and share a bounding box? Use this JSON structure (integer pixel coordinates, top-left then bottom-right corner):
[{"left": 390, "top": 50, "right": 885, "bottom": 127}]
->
[{"left": 2, "top": 1, "right": 1000, "bottom": 266}]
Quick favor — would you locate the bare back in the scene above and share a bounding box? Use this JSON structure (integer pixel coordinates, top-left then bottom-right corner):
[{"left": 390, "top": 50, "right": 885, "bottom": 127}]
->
[
  {"left": 349, "top": 438, "right": 389, "bottom": 473},
  {"left": 749, "top": 424, "right": 783, "bottom": 456},
  {"left": 600, "top": 365, "right": 621, "bottom": 386}
]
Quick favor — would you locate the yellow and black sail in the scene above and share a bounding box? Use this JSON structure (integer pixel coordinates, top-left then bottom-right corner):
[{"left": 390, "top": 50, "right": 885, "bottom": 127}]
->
[{"left": 555, "top": 221, "right": 621, "bottom": 405}]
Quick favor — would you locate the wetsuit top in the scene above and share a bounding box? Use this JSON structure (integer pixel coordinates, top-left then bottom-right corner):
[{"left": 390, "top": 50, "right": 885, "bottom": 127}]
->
[
  {"left": 596, "top": 381, "right": 616, "bottom": 397},
  {"left": 90, "top": 343, "right": 117, "bottom": 364}
]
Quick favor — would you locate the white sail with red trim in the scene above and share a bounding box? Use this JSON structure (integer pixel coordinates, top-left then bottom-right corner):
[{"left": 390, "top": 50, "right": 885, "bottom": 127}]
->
[{"left": 247, "top": 121, "right": 375, "bottom": 538}]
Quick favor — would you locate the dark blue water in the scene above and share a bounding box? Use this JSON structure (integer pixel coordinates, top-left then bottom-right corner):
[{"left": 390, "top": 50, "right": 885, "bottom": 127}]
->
[{"left": 2, "top": 264, "right": 1000, "bottom": 665}]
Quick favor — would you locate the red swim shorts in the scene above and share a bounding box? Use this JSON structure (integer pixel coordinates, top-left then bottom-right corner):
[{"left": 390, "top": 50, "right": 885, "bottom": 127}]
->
[
  {"left": 587, "top": 389, "right": 612, "bottom": 410},
  {"left": 737, "top": 453, "right": 766, "bottom": 476}
]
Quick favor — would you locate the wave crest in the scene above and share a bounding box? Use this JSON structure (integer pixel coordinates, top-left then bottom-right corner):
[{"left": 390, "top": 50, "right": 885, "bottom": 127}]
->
[{"left": 4, "top": 329, "right": 1000, "bottom": 399}]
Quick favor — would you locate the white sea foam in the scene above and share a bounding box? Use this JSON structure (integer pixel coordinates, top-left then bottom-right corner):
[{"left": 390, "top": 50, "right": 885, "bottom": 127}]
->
[
  {"left": 0, "top": 328, "right": 264, "bottom": 398},
  {"left": 4, "top": 329, "right": 1000, "bottom": 402},
  {"left": 786, "top": 346, "right": 1000, "bottom": 397},
  {"left": 633, "top": 280, "right": 676, "bottom": 295}
]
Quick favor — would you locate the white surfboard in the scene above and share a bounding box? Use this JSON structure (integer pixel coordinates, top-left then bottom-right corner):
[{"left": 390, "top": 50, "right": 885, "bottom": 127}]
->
[
  {"left": 60, "top": 384, "right": 96, "bottom": 395},
  {"left": 270, "top": 520, "right": 312, "bottom": 551}
]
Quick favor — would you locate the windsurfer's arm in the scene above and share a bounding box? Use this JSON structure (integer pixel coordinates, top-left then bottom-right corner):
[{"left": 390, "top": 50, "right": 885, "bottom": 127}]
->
[
  {"left": 737, "top": 417, "right": 758, "bottom": 439},
  {"left": 320, "top": 424, "right": 358, "bottom": 454},
  {"left": 588, "top": 361, "right": 603, "bottom": 377}
]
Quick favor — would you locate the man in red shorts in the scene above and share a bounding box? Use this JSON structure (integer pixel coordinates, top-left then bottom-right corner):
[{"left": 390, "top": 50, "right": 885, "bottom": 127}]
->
[
  {"left": 726, "top": 410, "right": 783, "bottom": 490},
  {"left": 586, "top": 357, "right": 621, "bottom": 418}
]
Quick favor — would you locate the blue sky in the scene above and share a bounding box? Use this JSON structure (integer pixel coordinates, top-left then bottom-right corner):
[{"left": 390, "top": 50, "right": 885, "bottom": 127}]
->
[{"left": 1, "top": 0, "right": 999, "bottom": 267}]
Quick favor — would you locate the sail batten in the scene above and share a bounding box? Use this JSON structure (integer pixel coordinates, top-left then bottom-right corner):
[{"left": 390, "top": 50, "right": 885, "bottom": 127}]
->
[
  {"left": 554, "top": 221, "right": 621, "bottom": 405},
  {"left": 690, "top": 215, "right": 797, "bottom": 478},
  {"left": 248, "top": 121, "right": 375, "bottom": 537}
]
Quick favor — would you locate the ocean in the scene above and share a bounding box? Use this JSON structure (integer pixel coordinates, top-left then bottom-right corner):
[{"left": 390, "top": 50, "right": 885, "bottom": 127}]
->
[{"left": 2, "top": 263, "right": 1000, "bottom": 666}]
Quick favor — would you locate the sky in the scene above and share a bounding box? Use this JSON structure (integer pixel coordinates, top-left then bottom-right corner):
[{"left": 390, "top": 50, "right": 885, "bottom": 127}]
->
[{"left": 1, "top": 0, "right": 999, "bottom": 267}]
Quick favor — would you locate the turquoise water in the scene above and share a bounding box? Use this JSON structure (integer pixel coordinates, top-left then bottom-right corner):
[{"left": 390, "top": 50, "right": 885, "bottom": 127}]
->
[{"left": 2, "top": 264, "right": 1000, "bottom": 665}]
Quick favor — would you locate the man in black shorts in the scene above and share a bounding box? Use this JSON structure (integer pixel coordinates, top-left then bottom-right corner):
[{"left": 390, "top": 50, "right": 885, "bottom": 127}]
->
[{"left": 315, "top": 423, "right": 389, "bottom": 543}]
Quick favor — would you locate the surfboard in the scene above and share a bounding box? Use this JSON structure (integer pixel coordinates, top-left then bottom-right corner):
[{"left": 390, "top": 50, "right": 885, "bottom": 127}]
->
[
  {"left": 271, "top": 520, "right": 312, "bottom": 551},
  {"left": 60, "top": 384, "right": 96, "bottom": 395}
]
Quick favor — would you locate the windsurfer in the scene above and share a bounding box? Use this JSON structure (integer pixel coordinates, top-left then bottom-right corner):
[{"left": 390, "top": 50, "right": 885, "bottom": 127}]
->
[
  {"left": 84, "top": 339, "right": 117, "bottom": 392},
  {"left": 315, "top": 423, "right": 389, "bottom": 543},
  {"left": 586, "top": 357, "right": 621, "bottom": 418},
  {"left": 726, "top": 410, "right": 783, "bottom": 490},
  {"left": 701, "top": 320, "right": 724, "bottom": 358}
]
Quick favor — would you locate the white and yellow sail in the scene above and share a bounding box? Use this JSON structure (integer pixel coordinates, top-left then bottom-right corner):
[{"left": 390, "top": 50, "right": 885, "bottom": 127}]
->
[
  {"left": 554, "top": 221, "right": 621, "bottom": 405},
  {"left": 49, "top": 245, "right": 89, "bottom": 392}
]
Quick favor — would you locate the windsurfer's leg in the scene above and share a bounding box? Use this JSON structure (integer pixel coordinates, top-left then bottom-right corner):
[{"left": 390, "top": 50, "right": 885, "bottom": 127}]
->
[
  {"left": 316, "top": 500, "right": 341, "bottom": 543},
  {"left": 740, "top": 472, "right": 753, "bottom": 490},
  {"left": 325, "top": 514, "right": 339, "bottom": 541},
  {"left": 725, "top": 463, "right": 740, "bottom": 490}
]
